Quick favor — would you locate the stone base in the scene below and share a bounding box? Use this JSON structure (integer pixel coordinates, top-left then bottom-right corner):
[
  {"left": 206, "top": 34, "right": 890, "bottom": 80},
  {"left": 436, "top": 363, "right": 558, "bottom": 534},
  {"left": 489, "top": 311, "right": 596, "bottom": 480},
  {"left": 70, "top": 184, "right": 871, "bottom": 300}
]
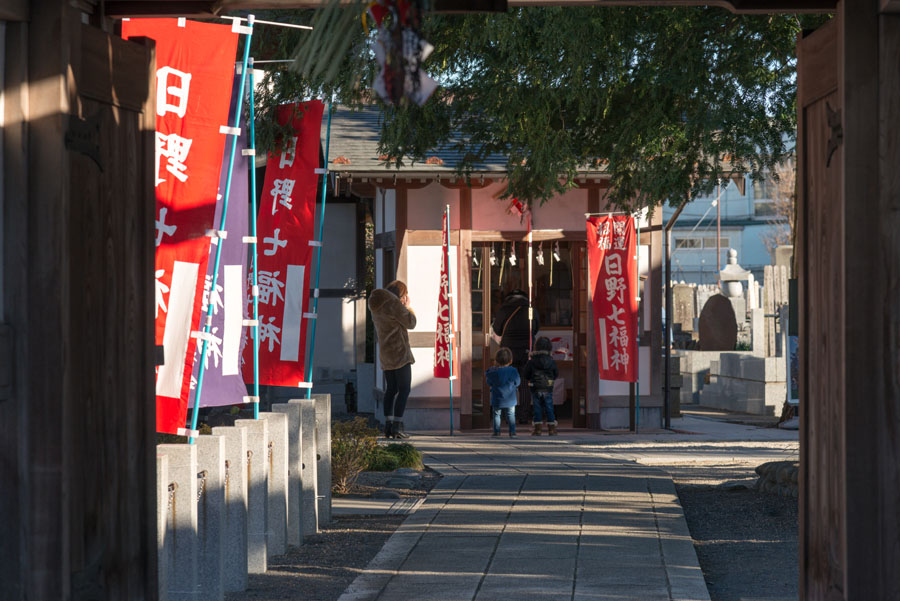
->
[
  {"left": 697, "top": 352, "right": 787, "bottom": 416},
  {"left": 595, "top": 407, "right": 663, "bottom": 431},
  {"left": 397, "top": 408, "right": 462, "bottom": 432}
]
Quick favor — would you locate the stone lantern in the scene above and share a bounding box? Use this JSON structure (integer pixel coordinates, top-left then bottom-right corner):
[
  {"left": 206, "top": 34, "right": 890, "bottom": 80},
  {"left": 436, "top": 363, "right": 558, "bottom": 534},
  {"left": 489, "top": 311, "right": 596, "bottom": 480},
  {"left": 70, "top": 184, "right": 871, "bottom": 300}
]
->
[{"left": 719, "top": 248, "right": 750, "bottom": 297}]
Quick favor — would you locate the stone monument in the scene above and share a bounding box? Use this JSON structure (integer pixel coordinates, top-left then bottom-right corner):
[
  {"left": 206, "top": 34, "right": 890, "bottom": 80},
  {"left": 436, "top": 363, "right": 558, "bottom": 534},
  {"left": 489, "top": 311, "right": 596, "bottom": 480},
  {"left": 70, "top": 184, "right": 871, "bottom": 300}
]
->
[
  {"left": 698, "top": 294, "right": 738, "bottom": 351},
  {"left": 672, "top": 284, "right": 697, "bottom": 333}
]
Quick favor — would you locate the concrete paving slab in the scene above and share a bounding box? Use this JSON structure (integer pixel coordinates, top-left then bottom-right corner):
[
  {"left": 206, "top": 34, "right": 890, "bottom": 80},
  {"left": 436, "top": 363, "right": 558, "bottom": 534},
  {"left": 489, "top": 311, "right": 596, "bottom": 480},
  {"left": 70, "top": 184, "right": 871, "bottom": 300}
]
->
[
  {"left": 337, "top": 431, "right": 719, "bottom": 601},
  {"left": 332, "top": 496, "right": 424, "bottom": 516}
]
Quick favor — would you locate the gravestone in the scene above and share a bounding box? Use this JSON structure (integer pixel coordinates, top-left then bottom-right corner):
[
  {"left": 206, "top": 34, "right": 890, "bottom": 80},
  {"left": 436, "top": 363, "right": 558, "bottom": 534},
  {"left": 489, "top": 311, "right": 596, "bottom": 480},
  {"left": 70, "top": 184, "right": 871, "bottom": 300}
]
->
[
  {"left": 698, "top": 294, "right": 738, "bottom": 351},
  {"left": 764, "top": 266, "right": 776, "bottom": 356},
  {"left": 696, "top": 285, "right": 717, "bottom": 316},
  {"left": 672, "top": 284, "right": 696, "bottom": 332},
  {"left": 774, "top": 245, "right": 793, "bottom": 273},
  {"left": 747, "top": 273, "right": 758, "bottom": 311}
]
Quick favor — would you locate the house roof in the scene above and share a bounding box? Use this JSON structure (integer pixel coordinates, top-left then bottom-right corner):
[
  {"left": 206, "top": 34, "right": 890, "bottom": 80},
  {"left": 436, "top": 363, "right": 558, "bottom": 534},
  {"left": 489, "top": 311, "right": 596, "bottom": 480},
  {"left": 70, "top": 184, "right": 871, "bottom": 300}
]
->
[{"left": 322, "top": 105, "right": 609, "bottom": 179}]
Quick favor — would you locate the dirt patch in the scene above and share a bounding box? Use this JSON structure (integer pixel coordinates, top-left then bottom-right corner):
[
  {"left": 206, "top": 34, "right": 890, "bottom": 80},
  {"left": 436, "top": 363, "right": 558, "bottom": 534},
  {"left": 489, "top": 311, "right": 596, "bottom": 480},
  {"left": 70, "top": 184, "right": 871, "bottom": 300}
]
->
[
  {"left": 227, "top": 468, "right": 441, "bottom": 601},
  {"left": 343, "top": 467, "right": 442, "bottom": 498},
  {"left": 227, "top": 515, "right": 406, "bottom": 601}
]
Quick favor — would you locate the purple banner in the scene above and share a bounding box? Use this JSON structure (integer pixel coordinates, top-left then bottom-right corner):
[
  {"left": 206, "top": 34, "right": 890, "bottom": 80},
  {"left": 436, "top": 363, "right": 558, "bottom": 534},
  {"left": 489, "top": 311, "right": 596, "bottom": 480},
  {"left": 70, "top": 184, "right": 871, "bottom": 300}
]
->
[{"left": 191, "top": 66, "right": 251, "bottom": 407}]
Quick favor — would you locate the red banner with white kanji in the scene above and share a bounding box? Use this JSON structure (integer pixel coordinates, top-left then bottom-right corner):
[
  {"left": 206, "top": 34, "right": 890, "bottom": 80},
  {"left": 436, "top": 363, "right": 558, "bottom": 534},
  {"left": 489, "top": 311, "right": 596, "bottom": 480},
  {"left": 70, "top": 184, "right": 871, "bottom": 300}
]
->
[
  {"left": 587, "top": 215, "right": 638, "bottom": 382},
  {"left": 434, "top": 210, "right": 454, "bottom": 378},
  {"left": 122, "top": 18, "right": 238, "bottom": 434},
  {"left": 242, "top": 101, "right": 324, "bottom": 387}
]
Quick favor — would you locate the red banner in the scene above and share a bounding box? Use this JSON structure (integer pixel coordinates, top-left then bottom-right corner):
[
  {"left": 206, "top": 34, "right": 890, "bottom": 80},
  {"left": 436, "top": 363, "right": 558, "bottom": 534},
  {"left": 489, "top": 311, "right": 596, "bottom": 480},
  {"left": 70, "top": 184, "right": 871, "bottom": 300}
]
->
[
  {"left": 587, "top": 215, "right": 638, "bottom": 382},
  {"left": 243, "top": 101, "right": 324, "bottom": 387},
  {"left": 434, "top": 210, "right": 453, "bottom": 378},
  {"left": 123, "top": 19, "right": 238, "bottom": 434}
]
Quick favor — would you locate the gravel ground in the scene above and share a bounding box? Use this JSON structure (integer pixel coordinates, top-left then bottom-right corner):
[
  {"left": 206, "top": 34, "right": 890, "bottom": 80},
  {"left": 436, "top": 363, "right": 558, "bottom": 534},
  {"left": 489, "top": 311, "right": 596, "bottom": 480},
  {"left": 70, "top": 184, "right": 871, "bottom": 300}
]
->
[
  {"left": 676, "top": 471, "right": 799, "bottom": 601},
  {"left": 226, "top": 514, "right": 407, "bottom": 601},
  {"left": 226, "top": 468, "right": 441, "bottom": 601}
]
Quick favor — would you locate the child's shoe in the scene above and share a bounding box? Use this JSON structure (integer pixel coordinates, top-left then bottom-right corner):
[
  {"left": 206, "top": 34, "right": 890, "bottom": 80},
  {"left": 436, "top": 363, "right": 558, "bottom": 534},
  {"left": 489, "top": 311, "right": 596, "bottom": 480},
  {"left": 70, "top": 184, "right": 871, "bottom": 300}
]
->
[
  {"left": 509, "top": 432, "right": 517, "bottom": 438},
  {"left": 547, "top": 422, "right": 558, "bottom": 436},
  {"left": 531, "top": 423, "right": 542, "bottom": 436}
]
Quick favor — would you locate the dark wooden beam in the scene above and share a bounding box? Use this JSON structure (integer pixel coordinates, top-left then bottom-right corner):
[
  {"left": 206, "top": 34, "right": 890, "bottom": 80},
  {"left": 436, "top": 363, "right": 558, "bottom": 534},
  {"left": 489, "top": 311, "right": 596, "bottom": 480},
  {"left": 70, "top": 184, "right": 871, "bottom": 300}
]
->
[
  {"left": 472, "top": 230, "right": 587, "bottom": 242},
  {"left": 432, "top": 0, "right": 507, "bottom": 11},
  {"left": 105, "top": 1, "right": 218, "bottom": 17},
  {"left": 0, "top": 0, "right": 27, "bottom": 20},
  {"left": 213, "top": 0, "right": 834, "bottom": 12}
]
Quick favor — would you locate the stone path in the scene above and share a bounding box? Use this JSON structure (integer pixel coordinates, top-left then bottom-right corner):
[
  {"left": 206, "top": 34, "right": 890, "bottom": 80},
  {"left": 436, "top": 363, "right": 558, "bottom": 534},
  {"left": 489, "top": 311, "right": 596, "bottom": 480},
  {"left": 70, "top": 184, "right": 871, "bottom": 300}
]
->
[{"left": 338, "top": 435, "right": 711, "bottom": 601}]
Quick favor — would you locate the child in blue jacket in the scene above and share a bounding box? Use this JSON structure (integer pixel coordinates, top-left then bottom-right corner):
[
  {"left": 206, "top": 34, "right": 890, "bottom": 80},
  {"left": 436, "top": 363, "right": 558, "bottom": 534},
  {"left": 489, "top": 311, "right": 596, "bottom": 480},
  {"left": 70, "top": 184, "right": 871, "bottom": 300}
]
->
[{"left": 485, "top": 347, "right": 521, "bottom": 437}]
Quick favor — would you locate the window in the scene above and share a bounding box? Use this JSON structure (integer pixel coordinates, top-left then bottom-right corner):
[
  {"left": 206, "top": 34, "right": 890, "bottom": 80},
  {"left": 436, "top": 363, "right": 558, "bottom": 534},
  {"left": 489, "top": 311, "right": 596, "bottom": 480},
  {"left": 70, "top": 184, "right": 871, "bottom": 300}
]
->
[
  {"left": 702, "top": 237, "right": 730, "bottom": 249},
  {"left": 675, "top": 238, "right": 700, "bottom": 250},
  {"left": 753, "top": 178, "right": 775, "bottom": 201},
  {"left": 754, "top": 201, "right": 777, "bottom": 217}
]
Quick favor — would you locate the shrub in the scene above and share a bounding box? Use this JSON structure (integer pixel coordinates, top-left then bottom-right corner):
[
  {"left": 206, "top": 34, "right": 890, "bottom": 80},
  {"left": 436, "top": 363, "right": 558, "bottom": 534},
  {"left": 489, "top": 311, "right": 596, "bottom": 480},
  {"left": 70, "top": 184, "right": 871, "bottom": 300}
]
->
[
  {"left": 367, "top": 446, "right": 401, "bottom": 472},
  {"left": 331, "top": 417, "right": 380, "bottom": 494},
  {"left": 366, "top": 442, "right": 424, "bottom": 472},
  {"left": 385, "top": 443, "right": 423, "bottom": 470}
]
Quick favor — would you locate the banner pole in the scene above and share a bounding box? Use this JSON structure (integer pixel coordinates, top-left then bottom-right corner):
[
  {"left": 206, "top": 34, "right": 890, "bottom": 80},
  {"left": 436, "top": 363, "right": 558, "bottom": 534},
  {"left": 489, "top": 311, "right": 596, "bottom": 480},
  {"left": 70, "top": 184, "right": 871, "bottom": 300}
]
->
[
  {"left": 304, "top": 101, "right": 333, "bottom": 399},
  {"left": 188, "top": 17, "right": 255, "bottom": 444},
  {"left": 248, "top": 57, "right": 260, "bottom": 419},
  {"left": 527, "top": 213, "right": 533, "bottom": 352},
  {"left": 635, "top": 212, "right": 641, "bottom": 434},
  {"left": 446, "top": 205, "right": 455, "bottom": 436}
]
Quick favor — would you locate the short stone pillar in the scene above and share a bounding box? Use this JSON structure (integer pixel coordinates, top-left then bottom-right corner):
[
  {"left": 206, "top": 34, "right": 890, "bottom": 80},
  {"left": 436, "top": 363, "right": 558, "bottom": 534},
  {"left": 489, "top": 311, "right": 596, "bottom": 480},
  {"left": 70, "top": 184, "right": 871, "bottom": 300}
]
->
[
  {"left": 291, "top": 398, "right": 318, "bottom": 536},
  {"left": 751, "top": 308, "right": 766, "bottom": 355},
  {"left": 195, "top": 435, "right": 226, "bottom": 601},
  {"left": 157, "top": 444, "right": 200, "bottom": 601},
  {"left": 234, "top": 418, "right": 268, "bottom": 574},
  {"left": 210, "top": 426, "right": 248, "bottom": 593},
  {"left": 272, "top": 402, "right": 303, "bottom": 547},
  {"left": 157, "top": 454, "right": 170, "bottom": 601},
  {"left": 313, "top": 393, "right": 332, "bottom": 528},
  {"left": 260, "top": 412, "right": 288, "bottom": 557}
]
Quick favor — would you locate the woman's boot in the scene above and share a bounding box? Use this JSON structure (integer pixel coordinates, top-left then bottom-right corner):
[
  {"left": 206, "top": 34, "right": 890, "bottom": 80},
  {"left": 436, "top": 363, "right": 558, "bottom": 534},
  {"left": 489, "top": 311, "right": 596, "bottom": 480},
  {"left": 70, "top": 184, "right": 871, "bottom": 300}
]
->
[
  {"left": 547, "top": 421, "right": 558, "bottom": 436},
  {"left": 531, "top": 422, "right": 543, "bottom": 436},
  {"left": 384, "top": 420, "right": 394, "bottom": 439},
  {"left": 392, "top": 421, "right": 410, "bottom": 439}
]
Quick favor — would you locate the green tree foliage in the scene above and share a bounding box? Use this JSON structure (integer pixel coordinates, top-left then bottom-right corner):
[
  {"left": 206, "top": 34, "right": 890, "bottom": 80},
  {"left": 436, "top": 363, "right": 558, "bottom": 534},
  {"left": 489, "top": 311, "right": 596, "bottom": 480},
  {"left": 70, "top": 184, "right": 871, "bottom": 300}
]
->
[{"left": 250, "top": 6, "right": 828, "bottom": 209}]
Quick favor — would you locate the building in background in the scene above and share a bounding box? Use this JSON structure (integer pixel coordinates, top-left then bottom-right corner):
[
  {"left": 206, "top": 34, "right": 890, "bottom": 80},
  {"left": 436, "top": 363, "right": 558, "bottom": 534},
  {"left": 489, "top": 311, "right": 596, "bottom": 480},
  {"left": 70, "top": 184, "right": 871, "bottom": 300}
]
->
[{"left": 662, "top": 161, "right": 794, "bottom": 284}]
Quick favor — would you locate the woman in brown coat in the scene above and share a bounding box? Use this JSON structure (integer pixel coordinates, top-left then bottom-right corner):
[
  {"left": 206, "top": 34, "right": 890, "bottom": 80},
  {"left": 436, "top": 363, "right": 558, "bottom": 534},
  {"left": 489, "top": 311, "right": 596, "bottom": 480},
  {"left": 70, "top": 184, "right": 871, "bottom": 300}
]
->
[{"left": 368, "top": 280, "right": 416, "bottom": 438}]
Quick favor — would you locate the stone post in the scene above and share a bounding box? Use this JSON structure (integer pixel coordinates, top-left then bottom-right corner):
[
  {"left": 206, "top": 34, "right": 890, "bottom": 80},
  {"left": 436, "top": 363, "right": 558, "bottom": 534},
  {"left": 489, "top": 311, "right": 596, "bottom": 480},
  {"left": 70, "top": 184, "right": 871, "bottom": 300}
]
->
[
  {"left": 291, "top": 398, "right": 318, "bottom": 536},
  {"left": 235, "top": 418, "right": 268, "bottom": 573},
  {"left": 272, "top": 402, "right": 303, "bottom": 547},
  {"left": 751, "top": 308, "right": 766, "bottom": 356},
  {"left": 313, "top": 393, "right": 332, "bottom": 528},
  {"left": 195, "top": 435, "right": 225, "bottom": 601},
  {"left": 260, "top": 412, "right": 288, "bottom": 557},
  {"left": 764, "top": 265, "right": 776, "bottom": 356},
  {"left": 157, "top": 454, "right": 170, "bottom": 601},
  {"left": 157, "top": 444, "right": 200, "bottom": 601},
  {"left": 210, "top": 426, "right": 248, "bottom": 593}
]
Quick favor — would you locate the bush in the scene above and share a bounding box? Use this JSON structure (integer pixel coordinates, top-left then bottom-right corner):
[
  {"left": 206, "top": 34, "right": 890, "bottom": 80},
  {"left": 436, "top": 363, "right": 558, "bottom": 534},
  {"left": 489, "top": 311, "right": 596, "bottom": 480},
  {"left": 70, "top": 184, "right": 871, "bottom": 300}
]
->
[
  {"left": 367, "top": 442, "right": 424, "bottom": 472},
  {"left": 368, "top": 446, "right": 401, "bottom": 472},
  {"left": 385, "top": 443, "right": 423, "bottom": 470},
  {"left": 331, "top": 417, "right": 380, "bottom": 494}
]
